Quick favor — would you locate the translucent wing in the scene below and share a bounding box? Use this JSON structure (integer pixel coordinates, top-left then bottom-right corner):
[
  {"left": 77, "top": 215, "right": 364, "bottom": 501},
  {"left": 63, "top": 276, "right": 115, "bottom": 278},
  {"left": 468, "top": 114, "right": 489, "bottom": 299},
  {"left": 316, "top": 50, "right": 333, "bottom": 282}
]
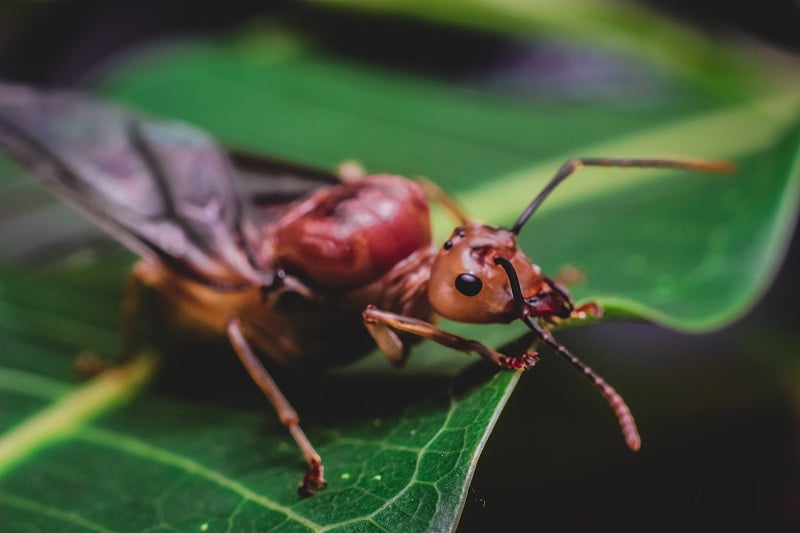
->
[
  {"left": 227, "top": 148, "right": 341, "bottom": 231},
  {"left": 0, "top": 82, "right": 339, "bottom": 288}
]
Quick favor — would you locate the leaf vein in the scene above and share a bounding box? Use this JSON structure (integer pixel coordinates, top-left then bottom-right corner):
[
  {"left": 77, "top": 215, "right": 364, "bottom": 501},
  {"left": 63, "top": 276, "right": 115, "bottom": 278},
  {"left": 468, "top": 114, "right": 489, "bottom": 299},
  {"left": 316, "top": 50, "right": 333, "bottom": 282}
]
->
[
  {"left": 76, "top": 427, "right": 322, "bottom": 532},
  {"left": 319, "top": 382, "right": 461, "bottom": 532},
  {"left": 0, "top": 365, "right": 75, "bottom": 399},
  {"left": 0, "top": 491, "right": 116, "bottom": 533},
  {"left": 0, "top": 355, "right": 156, "bottom": 477}
]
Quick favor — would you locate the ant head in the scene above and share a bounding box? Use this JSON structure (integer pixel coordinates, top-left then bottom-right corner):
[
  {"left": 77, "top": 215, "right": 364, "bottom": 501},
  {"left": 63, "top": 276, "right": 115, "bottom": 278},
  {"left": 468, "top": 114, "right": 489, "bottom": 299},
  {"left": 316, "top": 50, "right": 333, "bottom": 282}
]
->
[
  {"left": 424, "top": 157, "right": 732, "bottom": 452},
  {"left": 427, "top": 157, "right": 733, "bottom": 325},
  {"left": 427, "top": 222, "right": 542, "bottom": 323}
]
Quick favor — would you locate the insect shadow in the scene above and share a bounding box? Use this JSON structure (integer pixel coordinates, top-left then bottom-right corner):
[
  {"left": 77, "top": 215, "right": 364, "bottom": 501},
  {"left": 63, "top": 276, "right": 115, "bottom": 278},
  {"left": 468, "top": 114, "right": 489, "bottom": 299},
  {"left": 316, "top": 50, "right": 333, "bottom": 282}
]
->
[{"left": 145, "top": 301, "right": 533, "bottom": 428}]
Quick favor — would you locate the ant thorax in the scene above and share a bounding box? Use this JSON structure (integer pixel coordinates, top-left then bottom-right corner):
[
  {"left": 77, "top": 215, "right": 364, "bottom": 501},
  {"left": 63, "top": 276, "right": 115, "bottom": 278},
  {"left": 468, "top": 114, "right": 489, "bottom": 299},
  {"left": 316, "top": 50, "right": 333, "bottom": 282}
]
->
[{"left": 343, "top": 245, "right": 437, "bottom": 322}]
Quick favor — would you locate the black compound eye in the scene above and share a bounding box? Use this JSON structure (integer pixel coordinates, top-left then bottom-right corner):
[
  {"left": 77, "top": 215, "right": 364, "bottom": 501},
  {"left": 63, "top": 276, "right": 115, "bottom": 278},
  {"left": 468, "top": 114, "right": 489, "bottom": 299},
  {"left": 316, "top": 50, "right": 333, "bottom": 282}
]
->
[
  {"left": 455, "top": 273, "right": 482, "bottom": 296},
  {"left": 443, "top": 240, "right": 453, "bottom": 250}
]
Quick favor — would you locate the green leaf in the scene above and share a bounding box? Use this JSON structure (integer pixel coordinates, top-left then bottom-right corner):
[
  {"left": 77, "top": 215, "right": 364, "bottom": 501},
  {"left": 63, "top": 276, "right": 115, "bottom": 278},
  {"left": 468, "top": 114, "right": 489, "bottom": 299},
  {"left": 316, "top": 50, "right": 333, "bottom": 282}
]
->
[
  {"left": 310, "top": 0, "right": 799, "bottom": 99},
  {"left": 1, "top": 11, "right": 799, "bottom": 533}
]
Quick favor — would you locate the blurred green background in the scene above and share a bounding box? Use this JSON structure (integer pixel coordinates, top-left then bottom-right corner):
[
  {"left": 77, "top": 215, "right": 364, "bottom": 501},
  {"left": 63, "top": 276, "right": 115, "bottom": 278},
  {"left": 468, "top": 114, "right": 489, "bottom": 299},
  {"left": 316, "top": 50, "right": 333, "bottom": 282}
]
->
[{"left": 0, "top": 1, "right": 799, "bottom": 531}]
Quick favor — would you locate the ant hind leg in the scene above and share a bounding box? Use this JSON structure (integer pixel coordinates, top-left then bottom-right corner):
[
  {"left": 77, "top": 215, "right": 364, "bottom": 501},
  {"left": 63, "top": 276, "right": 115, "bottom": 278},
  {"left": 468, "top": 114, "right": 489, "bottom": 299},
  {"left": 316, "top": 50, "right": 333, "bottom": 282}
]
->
[
  {"left": 75, "top": 261, "right": 151, "bottom": 376},
  {"left": 227, "top": 319, "right": 327, "bottom": 498}
]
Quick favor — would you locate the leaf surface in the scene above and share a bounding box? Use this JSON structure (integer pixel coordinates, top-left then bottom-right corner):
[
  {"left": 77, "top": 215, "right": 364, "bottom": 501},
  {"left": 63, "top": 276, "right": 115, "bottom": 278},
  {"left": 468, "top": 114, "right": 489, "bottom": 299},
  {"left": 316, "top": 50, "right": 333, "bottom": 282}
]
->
[{"left": 1, "top": 14, "right": 798, "bottom": 533}]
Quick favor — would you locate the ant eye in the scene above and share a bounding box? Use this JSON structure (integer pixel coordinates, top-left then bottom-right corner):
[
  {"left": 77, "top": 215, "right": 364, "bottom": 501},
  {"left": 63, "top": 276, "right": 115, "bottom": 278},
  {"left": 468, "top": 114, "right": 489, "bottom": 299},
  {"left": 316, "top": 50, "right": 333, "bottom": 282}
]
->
[
  {"left": 455, "top": 273, "right": 482, "bottom": 296},
  {"left": 443, "top": 240, "right": 453, "bottom": 250}
]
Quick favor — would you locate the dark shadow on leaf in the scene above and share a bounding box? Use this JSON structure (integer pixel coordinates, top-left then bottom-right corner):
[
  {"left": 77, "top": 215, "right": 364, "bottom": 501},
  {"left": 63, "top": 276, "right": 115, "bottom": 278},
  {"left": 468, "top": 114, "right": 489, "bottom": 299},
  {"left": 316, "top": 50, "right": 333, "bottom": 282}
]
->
[{"left": 144, "top": 315, "right": 536, "bottom": 429}]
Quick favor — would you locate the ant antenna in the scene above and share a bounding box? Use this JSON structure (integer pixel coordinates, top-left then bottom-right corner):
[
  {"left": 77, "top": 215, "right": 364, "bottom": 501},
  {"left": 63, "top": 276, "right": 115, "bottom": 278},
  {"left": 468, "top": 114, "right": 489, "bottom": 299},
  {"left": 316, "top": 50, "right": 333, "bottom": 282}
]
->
[
  {"left": 510, "top": 157, "right": 735, "bottom": 235},
  {"left": 493, "top": 256, "right": 641, "bottom": 451}
]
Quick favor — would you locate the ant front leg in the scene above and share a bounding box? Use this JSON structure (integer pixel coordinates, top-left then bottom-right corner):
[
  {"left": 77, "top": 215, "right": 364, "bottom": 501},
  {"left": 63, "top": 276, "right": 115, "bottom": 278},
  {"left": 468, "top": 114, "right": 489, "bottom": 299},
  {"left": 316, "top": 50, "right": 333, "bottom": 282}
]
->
[
  {"left": 533, "top": 275, "right": 603, "bottom": 326},
  {"left": 227, "top": 320, "right": 327, "bottom": 498},
  {"left": 362, "top": 305, "right": 538, "bottom": 371},
  {"left": 570, "top": 301, "right": 603, "bottom": 320},
  {"left": 546, "top": 269, "right": 604, "bottom": 321}
]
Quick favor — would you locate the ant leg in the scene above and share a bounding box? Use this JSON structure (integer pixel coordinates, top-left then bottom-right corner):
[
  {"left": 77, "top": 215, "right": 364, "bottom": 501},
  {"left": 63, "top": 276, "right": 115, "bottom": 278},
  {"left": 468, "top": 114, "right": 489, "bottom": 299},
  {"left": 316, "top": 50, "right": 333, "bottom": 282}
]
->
[
  {"left": 75, "top": 261, "right": 151, "bottom": 376},
  {"left": 362, "top": 313, "right": 409, "bottom": 368},
  {"left": 416, "top": 177, "right": 471, "bottom": 225},
  {"left": 363, "top": 305, "right": 538, "bottom": 370},
  {"left": 119, "top": 262, "right": 156, "bottom": 360},
  {"left": 553, "top": 265, "right": 585, "bottom": 287},
  {"left": 337, "top": 160, "right": 367, "bottom": 182},
  {"left": 571, "top": 302, "right": 603, "bottom": 319},
  {"left": 540, "top": 275, "right": 603, "bottom": 323},
  {"left": 226, "top": 319, "right": 327, "bottom": 498}
]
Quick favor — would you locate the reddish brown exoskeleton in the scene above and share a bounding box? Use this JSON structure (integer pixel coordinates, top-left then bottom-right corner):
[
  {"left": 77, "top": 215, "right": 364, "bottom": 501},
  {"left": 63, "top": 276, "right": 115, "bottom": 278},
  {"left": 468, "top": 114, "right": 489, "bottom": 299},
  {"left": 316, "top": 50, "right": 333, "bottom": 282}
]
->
[{"left": 0, "top": 82, "right": 734, "bottom": 497}]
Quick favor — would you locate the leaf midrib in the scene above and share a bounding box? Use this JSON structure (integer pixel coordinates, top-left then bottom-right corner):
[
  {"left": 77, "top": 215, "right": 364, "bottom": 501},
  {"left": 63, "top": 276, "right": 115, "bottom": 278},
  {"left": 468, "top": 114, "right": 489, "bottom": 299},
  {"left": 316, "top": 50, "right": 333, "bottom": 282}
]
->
[
  {"left": 0, "top": 356, "right": 156, "bottom": 477},
  {"left": 445, "top": 91, "right": 800, "bottom": 234},
  {"left": 0, "top": 89, "right": 796, "bottom": 532}
]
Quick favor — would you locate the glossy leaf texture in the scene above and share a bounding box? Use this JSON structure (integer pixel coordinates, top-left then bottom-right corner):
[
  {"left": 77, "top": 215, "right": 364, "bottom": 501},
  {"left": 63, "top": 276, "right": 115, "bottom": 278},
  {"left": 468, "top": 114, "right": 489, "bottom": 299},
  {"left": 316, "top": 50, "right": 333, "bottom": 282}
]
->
[{"left": 1, "top": 11, "right": 799, "bottom": 533}]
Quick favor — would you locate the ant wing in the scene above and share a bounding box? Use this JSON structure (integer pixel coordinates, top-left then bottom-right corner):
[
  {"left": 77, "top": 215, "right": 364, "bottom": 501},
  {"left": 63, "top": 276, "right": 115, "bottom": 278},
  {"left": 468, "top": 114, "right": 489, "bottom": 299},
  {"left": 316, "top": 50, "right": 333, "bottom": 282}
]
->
[
  {"left": 226, "top": 148, "right": 341, "bottom": 231},
  {"left": 0, "top": 82, "right": 260, "bottom": 285},
  {"left": 0, "top": 83, "right": 336, "bottom": 288}
]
